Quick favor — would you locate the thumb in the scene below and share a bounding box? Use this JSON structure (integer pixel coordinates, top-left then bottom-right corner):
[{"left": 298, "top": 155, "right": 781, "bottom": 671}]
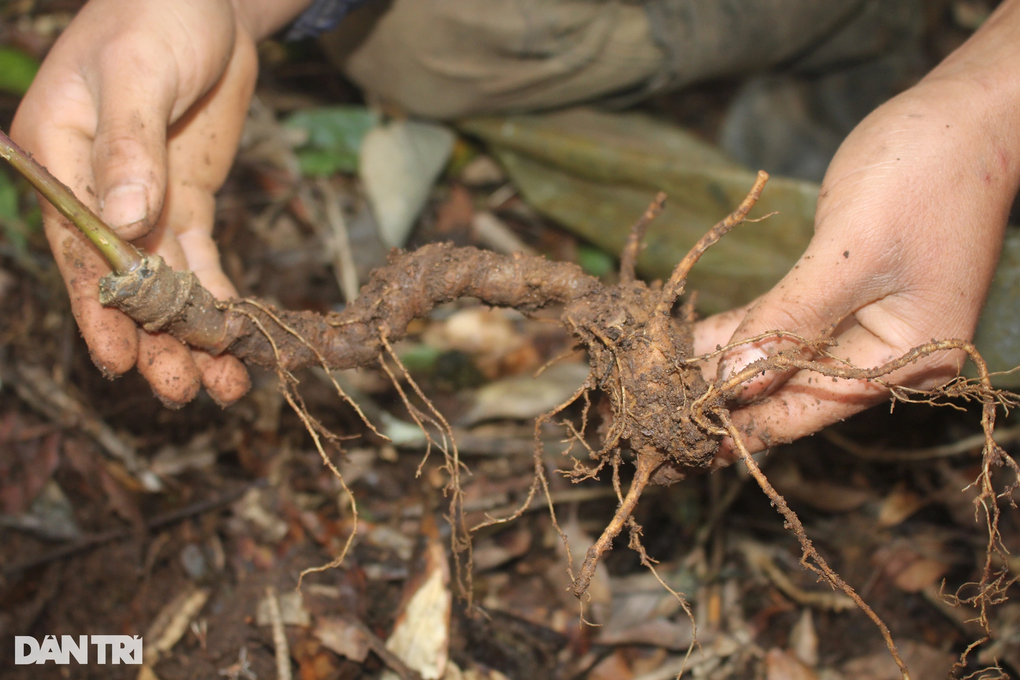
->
[
  {"left": 718, "top": 250, "right": 859, "bottom": 403},
  {"left": 91, "top": 54, "right": 172, "bottom": 240}
]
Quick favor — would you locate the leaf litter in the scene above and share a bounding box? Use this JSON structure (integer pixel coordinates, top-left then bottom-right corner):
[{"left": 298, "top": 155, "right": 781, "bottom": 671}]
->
[{"left": 1, "top": 26, "right": 1019, "bottom": 680}]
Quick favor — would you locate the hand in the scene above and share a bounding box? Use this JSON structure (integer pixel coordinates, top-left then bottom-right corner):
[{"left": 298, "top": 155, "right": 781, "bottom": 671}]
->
[
  {"left": 694, "top": 0, "right": 1020, "bottom": 462},
  {"left": 10, "top": 0, "right": 268, "bottom": 406}
]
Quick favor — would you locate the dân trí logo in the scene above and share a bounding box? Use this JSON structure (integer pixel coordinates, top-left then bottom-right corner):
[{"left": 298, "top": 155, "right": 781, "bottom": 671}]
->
[{"left": 14, "top": 635, "right": 143, "bottom": 665}]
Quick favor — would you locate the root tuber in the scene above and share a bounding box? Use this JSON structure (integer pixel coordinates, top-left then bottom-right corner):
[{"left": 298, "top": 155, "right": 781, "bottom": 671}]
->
[{"left": 5, "top": 123, "right": 1018, "bottom": 679}]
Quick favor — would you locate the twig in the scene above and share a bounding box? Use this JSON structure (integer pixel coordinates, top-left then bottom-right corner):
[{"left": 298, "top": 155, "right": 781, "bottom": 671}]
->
[
  {"left": 7, "top": 363, "right": 161, "bottom": 491},
  {"left": 0, "top": 127, "right": 141, "bottom": 273},
  {"left": 823, "top": 425, "right": 1020, "bottom": 462},
  {"left": 352, "top": 620, "right": 423, "bottom": 680},
  {"left": 266, "top": 586, "right": 293, "bottom": 680},
  {"left": 738, "top": 539, "right": 855, "bottom": 611},
  {"left": 619, "top": 191, "right": 666, "bottom": 283},
  {"left": 2, "top": 480, "right": 264, "bottom": 576},
  {"left": 315, "top": 177, "right": 360, "bottom": 304},
  {"left": 374, "top": 483, "right": 619, "bottom": 522},
  {"left": 145, "top": 586, "right": 212, "bottom": 665}
]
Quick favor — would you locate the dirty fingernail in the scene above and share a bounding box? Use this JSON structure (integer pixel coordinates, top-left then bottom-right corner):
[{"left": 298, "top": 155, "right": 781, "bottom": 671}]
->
[
  {"left": 101, "top": 183, "right": 148, "bottom": 230},
  {"left": 719, "top": 348, "right": 775, "bottom": 405},
  {"left": 718, "top": 347, "right": 767, "bottom": 382}
]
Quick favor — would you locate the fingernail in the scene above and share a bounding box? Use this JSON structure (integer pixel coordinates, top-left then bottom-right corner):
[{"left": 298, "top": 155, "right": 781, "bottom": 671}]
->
[
  {"left": 101, "top": 183, "right": 148, "bottom": 229},
  {"left": 719, "top": 347, "right": 774, "bottom": 405},
  {"left": 718, "top": 347, "right": 767, "bottom": 382}
]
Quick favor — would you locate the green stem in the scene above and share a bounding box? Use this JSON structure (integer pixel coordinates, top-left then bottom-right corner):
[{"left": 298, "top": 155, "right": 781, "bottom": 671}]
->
[{"left": 0, "top": 127, "right": 142, "bottom": 274}]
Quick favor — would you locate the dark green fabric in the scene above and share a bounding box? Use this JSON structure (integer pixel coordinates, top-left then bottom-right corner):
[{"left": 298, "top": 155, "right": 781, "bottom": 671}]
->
[{"left": 642, "top": 0, "right": 921, "bottom": 93}]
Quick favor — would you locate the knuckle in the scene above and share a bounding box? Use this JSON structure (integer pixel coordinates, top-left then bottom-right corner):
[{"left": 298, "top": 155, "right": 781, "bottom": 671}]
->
[
  {"left": 753, "top": 299, "right": 833, "bottom": 340},
  {"left": 92, "top": 129, "right": 152, "bottom": 168}
]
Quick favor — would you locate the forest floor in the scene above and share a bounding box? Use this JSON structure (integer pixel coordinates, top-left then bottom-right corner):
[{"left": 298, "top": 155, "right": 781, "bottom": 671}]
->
[{"left": 0, "top": 2, "right": 1018, "bottom": 679}]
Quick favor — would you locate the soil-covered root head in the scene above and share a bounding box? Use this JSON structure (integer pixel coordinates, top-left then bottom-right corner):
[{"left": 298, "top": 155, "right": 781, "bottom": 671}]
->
[
  {"left": 562, "top": 280, "right": 720, "bottom": 476},
  {"left": 559, "top": 173, "right": 773, "bottom": 600}
]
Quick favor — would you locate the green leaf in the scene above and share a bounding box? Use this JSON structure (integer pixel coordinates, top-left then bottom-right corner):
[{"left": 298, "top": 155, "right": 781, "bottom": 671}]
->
[
  {"left": 0, "top": 47, "right": 40, "bottom": 95},
  {"left": 284, "top": 106, "right": 378, "bottom": 176},
  {"left": 0, "top": 171, "right": 17, "bottom": 222},
  {"left": 397, "top": 342, "right": 441, "bottom": 373},
  {"left": 576, "top": 244, "right": 615, "bottom": 278},
  {"left": 0, "top": 171, "right": 26, "bottom": 251},
  {"left": 0, "top": 171, "right": 41, "bottom": 252}
]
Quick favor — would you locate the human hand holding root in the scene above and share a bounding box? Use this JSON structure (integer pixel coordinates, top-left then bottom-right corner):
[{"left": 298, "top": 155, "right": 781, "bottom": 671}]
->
[
  {"left": 6, "top": 6, "right": 1020, "bottom": 672},
  {"left": 5, "top": 119, "right": 1019, "bottom": 675},
  {"left": 696, "top": 0, "right": 1020, "bottom": 462},
  {"left": 10, "top": 0, "right": 313, "bottom": 407}
]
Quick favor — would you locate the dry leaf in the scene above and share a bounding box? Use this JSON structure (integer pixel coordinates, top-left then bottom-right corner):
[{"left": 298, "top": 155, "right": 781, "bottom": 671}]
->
[
  {"left": 891, "top": 557, "right": 950, "bottom": 593},
  {"left": 461, "top": 361, "right": 590, "bottom": 425},
  {"left": 0, "top": 423, "right": 59, "bottom": 515},
  {"left": 435, "top": 184, "right": 474, "bottom": 237},
  {"left": 874, "top": 540, "right": 951, "bottom": 593},
  {"left": 257, "top": 589, "right": 311, "bottom": 627},
  {"left": 472, "top": 527, "right": 532, "bottom": 571},
  {"left": 314, "top": 617, "right": 371, "bottom": 662},
  {"left": 382, "top": 529, "right": 451, "bottom": 680},
  {"left": 790, "top": 609, "right": 819, "bottom": 667},
  {"left": 360, "top": 119, "right": 455, "bottom": 248},
  {"left": 143, "top": 586, "right": 210, "bottom": 665},
  {"left": 459, "top": 155, "right": 505, "bottom": 186},
  {"left": 842, "top": 640, "right": 954, "bottom": 680},
  {"left": 877, "top": 485, "right": 927, "bottom": 528},
  {"left": 765, "top": 648, "right": 818, "bottom": 680},
  {"left": 136, "top": 664, "right": 161, "bottom": 680},
  {"left": 596, "top": 617, "right": 696, "bottom": 651},
  {"left": 768, "top": 460, "right": 873, "bottom": 513},
  {"left": 589, "top": 650, "right": 635, "bottom": 680}
]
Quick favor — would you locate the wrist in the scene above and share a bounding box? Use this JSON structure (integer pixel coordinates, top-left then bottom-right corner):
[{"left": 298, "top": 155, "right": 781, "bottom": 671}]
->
[{"left": 918, "top": 0, "right": 1020, "bottom": 201}]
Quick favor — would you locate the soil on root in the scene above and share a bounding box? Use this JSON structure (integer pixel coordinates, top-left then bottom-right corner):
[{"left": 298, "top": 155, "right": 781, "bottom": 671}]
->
[
  {"left": 4, "top": 133, "right": 1020, "bottom": 677},
  {"left": 93, "top": 171, "right": 1020, "bottom": 677}
]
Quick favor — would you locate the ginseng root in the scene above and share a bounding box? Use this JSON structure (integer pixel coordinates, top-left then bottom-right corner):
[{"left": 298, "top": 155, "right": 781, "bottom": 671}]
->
[{"left": 4, "top": 124, "right": 1018, "bottom": 679}]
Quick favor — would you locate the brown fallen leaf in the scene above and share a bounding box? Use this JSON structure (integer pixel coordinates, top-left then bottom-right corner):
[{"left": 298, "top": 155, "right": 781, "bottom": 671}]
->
[
  {"left": 434, "top": 184, "right": 475, "bottom": 239},
  {"left": 789, "top": 609, "right": 819, "bottom": 668},
  {"left": 841, "top": 640, "right": 954, "bottom": 680},
  {"left": 472, "top": 526, "right": 532, "bottom": 572},
  {"left": 873, "top": 539, "right": 952, "bottom": 593},
  {"left": 0, "top": 415, "right": 59, "bottom": 515},
  {"left": 876, "top": 484, "right": 928, "bottom": 528},
  {"left": 382, "top": 517, "right": 451, "bottom": 680},
  {"left": 460, "top": 361, "right": 591, "bottom": 425},
  {"left": 314, "top": 617, "right": 371, "bottom": 663},
  {"left": 891, "top": 557, "right": 950, "bottom": 593},
  {"left": 589, "top": 650, "right": 635, "bottom": 680},
  {"left": 768, "top": 459, "right": 873, "bottom": 513},
  {"left": 291, "top": 635, "right": 343, "bottom": 680},
  {"left": 143, "top": 586, "right": 211, "bottom": 665},
  {"left": 765, "top": 648, "right": 818, "bottom": 680}
]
